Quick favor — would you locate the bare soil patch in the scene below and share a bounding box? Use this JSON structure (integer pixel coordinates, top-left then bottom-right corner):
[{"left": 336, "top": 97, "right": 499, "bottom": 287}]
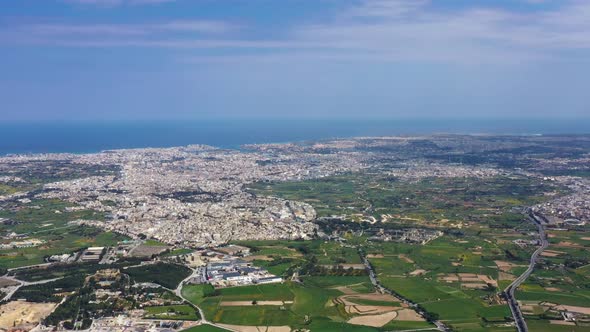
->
[
  {"left": 398, "top": 254, "right": 414, "bottom": 264},
  {"left": 520, "top": 305, "right": 535, "bottom": 313},
  {"left": 217, "top": 324, "right": 291, "bottom": 332},
  {"left": 545, "top": 287, "right": 563, "bottom": 292},
  {"left": 347, "top": 311, "right": 398, "bottom": 327},
  {"left": 541, "top": 250, "right": 566, "bottom": 257},
  {"left": 347, "top": 305, "right": 400, "bottom": 315},
  {"left": 409, "top": 269, "right": 427, "bottom": 276},
  {"left": 555, "top": 241, "right": 582, "bottom": 248},
  {"left": 0, "top": 278, "right": 19, "bottom": 288},
  {"left": 494, "top": 260, "right": 526, "bottom": 272},
  {"left": 129, "top": 245, "right": 170, "bottom": 258},
  {"left": 555, "top": 305, "right": 590, "bottom": 315},
  {"left": 439, "top": 273, "right": 497, "bottom": 286},
  {"left": 367, "top": 254, "right": 384, "bottom": 258},
  {"left": 342, "top": 293, "right": 402, "bottom": 304},
  {"left": 458, "top": 273, "right": 477, "bottom": 278},
  {"left": 396, "top": 308, "right": 425, "bottom": 321},
  {"left": 550, "top": 320, "right": 576, "bottom": 326},
  {"left": 461, "top": 277, "right": 481, "bottom": 282},
  {"left": 498, "top": 272, "right": 516, "bottom": 281},
  {"left": 462, "top": 283, "right": 487, "bottom": 289},
  {"left": 242, "top": 255, "right": 274, "bottom": 262},
  {"left": 0, "top": 300, "right": 57, "bottom": 330},
  {"left": 441, "top": 276, "right": 459, "bottom": 282}
]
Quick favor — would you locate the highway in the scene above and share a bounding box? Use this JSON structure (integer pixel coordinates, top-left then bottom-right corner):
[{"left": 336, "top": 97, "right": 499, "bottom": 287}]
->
[{"left": 504, "top": 212, "right": 549, "bottom": 332}]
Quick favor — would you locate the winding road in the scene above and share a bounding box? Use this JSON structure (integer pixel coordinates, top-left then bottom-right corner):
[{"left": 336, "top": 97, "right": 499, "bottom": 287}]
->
[
  {"left": 1, "top": 275, "right": 64, "bottom": 302},
  {"left": 174, "top": 266, "right": 236, "bottom": 332},
  {"left": 503, "top": 212, "right": 549, "bottom": 332}
]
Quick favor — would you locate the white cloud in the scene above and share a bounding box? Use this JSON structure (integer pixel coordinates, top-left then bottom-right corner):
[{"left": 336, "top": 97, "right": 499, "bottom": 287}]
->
[
  {"left": 343, "top": 0, "right": 429, "bottom": 18},
  {"left": 62, "top": 0, "right": 175, "bottom": 6},
  {"left": 9, "top": 20, "right": 238, "bottom": 38},
  {"left": 6, "top": 0, "right": 590, "bottom": 64},
  {"left": 288, "top": 0, "right": 590, "bottom": 62}
]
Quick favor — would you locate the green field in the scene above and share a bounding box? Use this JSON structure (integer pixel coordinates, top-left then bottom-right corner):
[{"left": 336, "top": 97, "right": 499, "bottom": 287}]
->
[
  {"left": 0, "top": 198, "right": 128, "bottom": 269},
  {"left": 144, "top": 304, "right": 200, "bottom": 320},
  {"left": 184, "top": 280, "right": 381, "bottom": 330},
  {"left": 125, "top": 262, "right": 192, "bottom": 289},
  {"left": 248, "top": 174, "right": 557, "bottom": 223},
  {"left": 364, "top": 238, "right": 514, "bottom": 331},
  {"left": 144, "top": 239, "right": 169, "bottom": 246},
  {"left": 0, "top": 229, "right": 126, "bottom": 269},
  {"left": 246, "top": 173, "right": 556, "bottom": 329},
  {"left": 182, "top": 284, "right": 217, "bottom": 305},
  {"left": 182, "top": 325, "right": 230, "bottom": 332},
  {"left": 513, "top": 228, "right": 590, "bottom": 320},
  {"left": 527, "top": 320, "right": 590, "bottom": 331},
  {"left": 162, "top": 248, "right": 194, "bottom": 257}
]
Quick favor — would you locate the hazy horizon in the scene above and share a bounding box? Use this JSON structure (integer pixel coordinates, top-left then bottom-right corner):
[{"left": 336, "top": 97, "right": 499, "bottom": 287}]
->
[{"left": 1, "top": 118, "right": 589, "bottom": 155}]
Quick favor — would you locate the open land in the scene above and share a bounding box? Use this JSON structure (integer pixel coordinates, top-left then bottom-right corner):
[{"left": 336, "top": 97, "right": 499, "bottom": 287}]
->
[{"left": 1, "top": 135, "right": 590, "bottom": 331}]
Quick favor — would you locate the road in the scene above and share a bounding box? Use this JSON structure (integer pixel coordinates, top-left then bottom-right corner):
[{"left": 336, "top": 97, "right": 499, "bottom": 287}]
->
[
  {"left": 358, "top": 248, "right": 450, "bottom": 332},
  {"left": 7, "top": 262, "right": 52, "bottom": 272},
  {"left": 503, "top": 212, "right": 549, "bottom": 332},
  {"left": 1, "top": 275, "right": 64, "bottom": 302},
  {"left": 173, "top": 266, "right": 236, "bottom": 332}
]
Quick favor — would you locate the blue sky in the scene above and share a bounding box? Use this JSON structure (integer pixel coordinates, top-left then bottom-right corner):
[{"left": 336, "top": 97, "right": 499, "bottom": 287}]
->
[{"left": 1, "top": 0, "right": 589, "bottom": 121}]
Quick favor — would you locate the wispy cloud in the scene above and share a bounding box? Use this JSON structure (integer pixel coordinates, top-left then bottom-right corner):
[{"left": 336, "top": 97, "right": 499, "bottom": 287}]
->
[
  {"left": 289, "top": 0, "right": 590, "bottom": 62},
  {"left": 20, "top": 20, "right": 237, "bottom": 36},
  {"left": 62, "top": 0, "right": 176, "bottom": 6},
  {"left": 4, "top": 0, "right": 590, "bottom": 64},
  {"left": 342, "top": 0, "right": 429, "bottom": 18}
]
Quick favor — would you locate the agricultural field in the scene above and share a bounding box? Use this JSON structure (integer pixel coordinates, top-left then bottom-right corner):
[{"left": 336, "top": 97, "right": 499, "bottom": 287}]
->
[
  {"left": 247, "top": 173, "right": 573, "bottom": 330},
  {"left": 230, "top": 230, "right": 539, "bottom": 330},
  {"left": 0, "top": 160, "right": 119, "bottom": 188},
  {"left": 182, "top": 325, "right": 229, "bottom": 332},
  {"left": 514, "top": 227, "right": 590, "bottom": 328},
  {"left": 144, "top": 239, "right": 169, "bottom": 246},
  {"left": 0, "top": 161, "right": 122, "bottom": 270},
  {"left": 234, "top": 240, "right": 367, "bottom": 277},
  {"left": 144, "top": 304, "right": 200, "bottom": 320},
  {"left": 182, "top": 280, "right": 423, "bottom": 331},
  {"left": 248, "top": 173, "right": 559, "bottom": 224},
  {"left": 527, "top": 320, "right": 590, "bottom": 331},
  {"left": 161, "top": 248, "right": 194, "bottom": 257},
  {"left": 0, "top": 198, "right": 127, "bottom": 269},
  {"left": 183, "top": 236, "right": 430, "bottom": 331},
  {"left": 364, "top": 236, "right": 516, "bottom": 331},
  {"left": 125, "top": 262, "right": 192, "bottom": 289}
]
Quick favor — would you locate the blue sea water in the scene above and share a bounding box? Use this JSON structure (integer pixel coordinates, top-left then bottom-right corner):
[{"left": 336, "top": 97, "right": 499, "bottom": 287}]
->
[{"left": 0, "top": 118, "right": 588, "bottom": 155}]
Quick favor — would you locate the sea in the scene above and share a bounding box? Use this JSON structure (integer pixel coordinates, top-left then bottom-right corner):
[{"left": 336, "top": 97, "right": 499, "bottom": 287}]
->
[{"left": 0, "top": 118, "right": 588, "bottom": 155}]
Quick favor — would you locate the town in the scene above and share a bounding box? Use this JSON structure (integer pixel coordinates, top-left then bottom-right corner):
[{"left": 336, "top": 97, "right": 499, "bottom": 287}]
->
[{"left": 1, "top": 135, "right": 590, "bottom": 332}]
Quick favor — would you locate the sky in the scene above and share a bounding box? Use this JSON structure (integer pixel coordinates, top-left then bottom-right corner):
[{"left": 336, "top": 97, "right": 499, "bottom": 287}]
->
[{"left": 1, "top": 0, "right": 589, "bottom": 121}]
